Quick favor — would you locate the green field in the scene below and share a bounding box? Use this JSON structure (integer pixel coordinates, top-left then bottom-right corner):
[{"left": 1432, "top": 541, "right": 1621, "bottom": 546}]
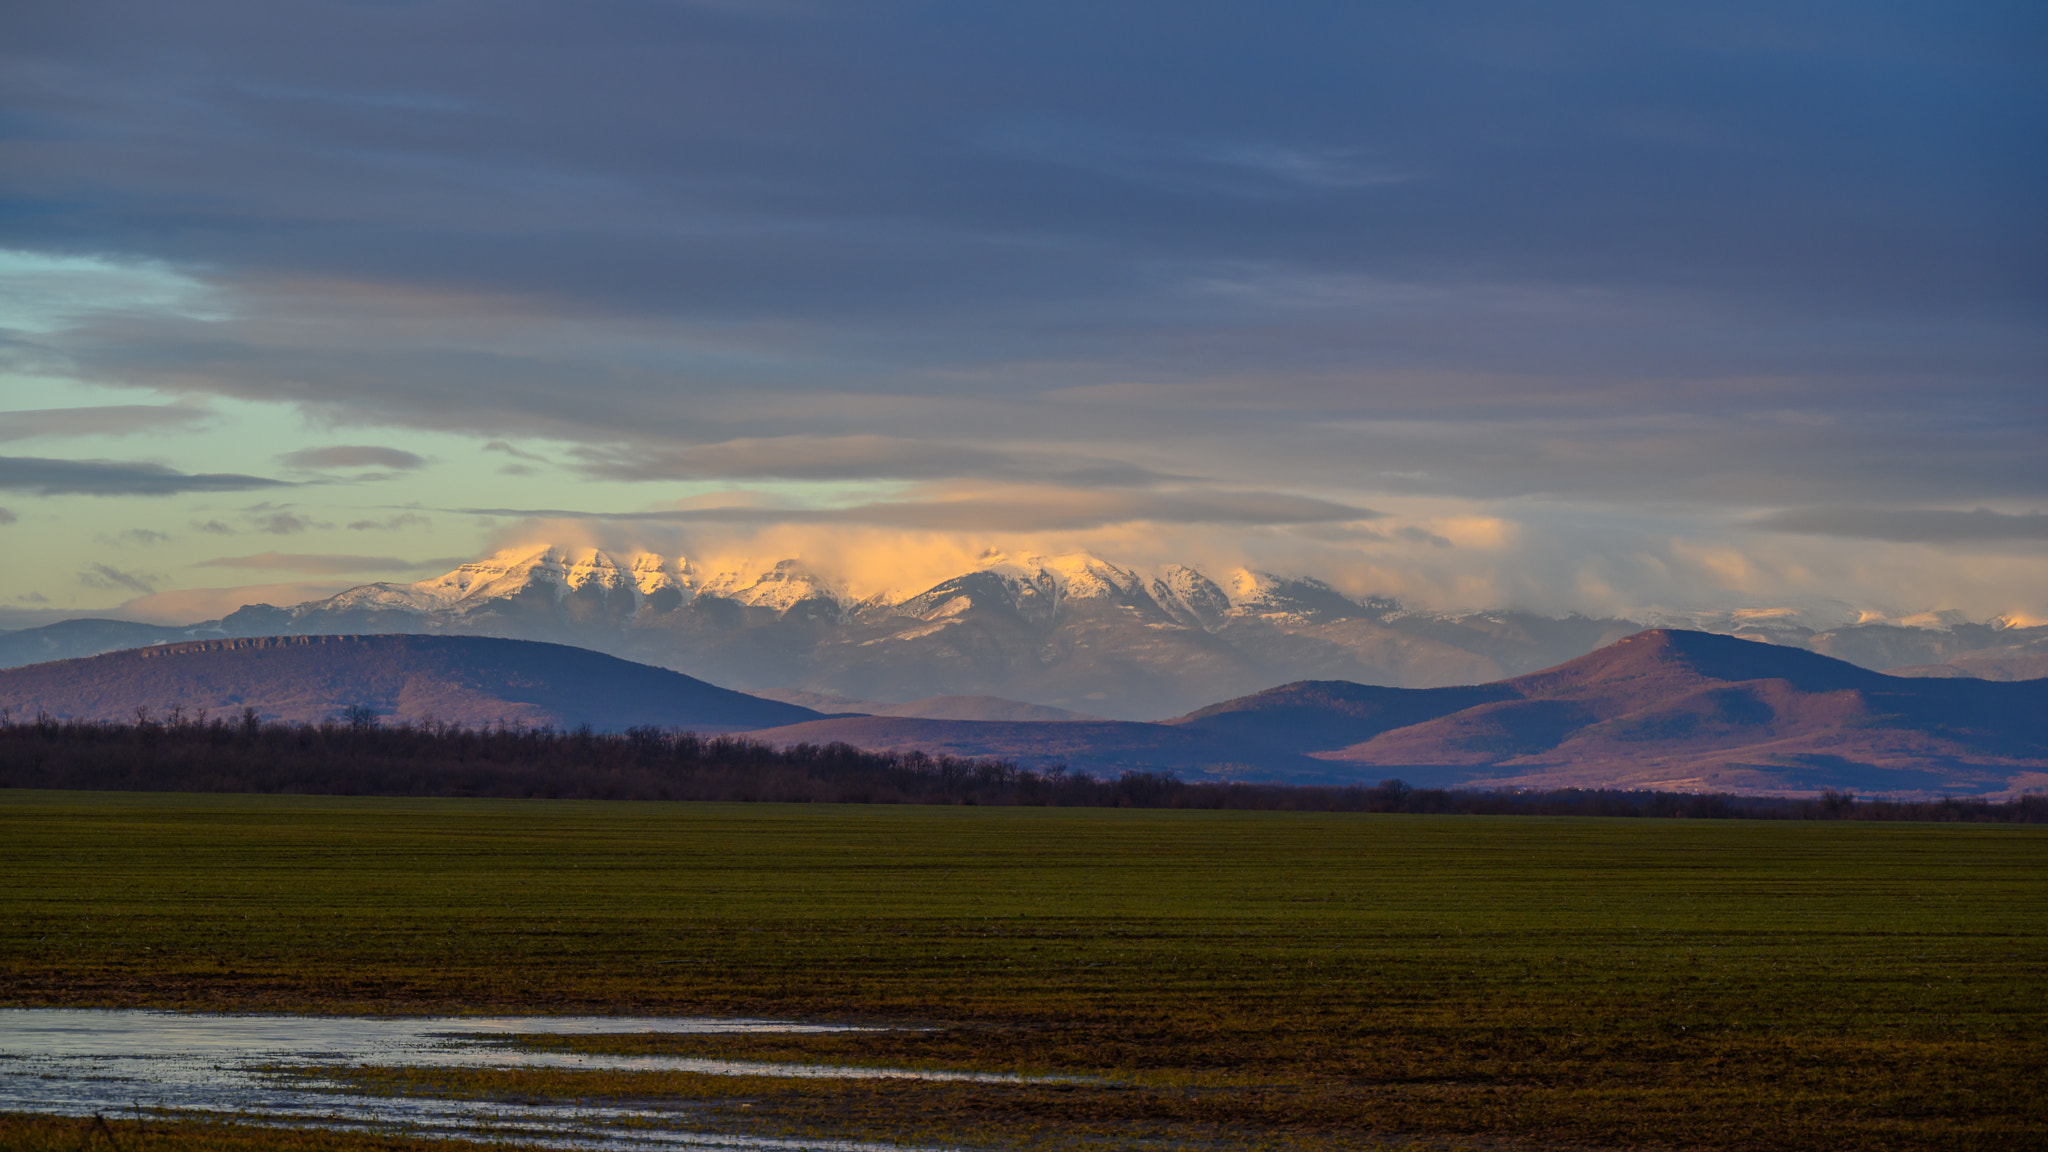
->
[{"left": 2, "top": 790, "right": 2043, "bottom": 1151}]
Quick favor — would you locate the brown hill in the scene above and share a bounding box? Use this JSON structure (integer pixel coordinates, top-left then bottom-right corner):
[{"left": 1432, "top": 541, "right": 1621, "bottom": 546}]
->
[
  {"left": 1166, "top": 680, "right": 1517, "bottom": 753},
  {"left": 741, "top": 631, "right": 2048, "bottom": 795},
  {"left": 0, "top": 634, "right": 819, "bottom": 733},
  {"left": 1317, "top": 630, "right": 2048, "bottom": 796}
]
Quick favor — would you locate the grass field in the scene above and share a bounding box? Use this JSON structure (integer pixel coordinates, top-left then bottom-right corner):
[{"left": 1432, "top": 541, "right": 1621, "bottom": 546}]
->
[{"left": 1, "top": 790, "right": 2042, "bottom": 1150}]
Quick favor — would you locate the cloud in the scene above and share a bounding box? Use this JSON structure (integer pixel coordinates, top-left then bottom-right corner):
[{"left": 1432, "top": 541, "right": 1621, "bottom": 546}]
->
[
  {"left": 0, "top": 250, "right": 225, "bottom": 333},
  {"left": 347, "top": 512, "right": 432, "bottom": 531},
  {"left": 979, "top": 120, "right": 1419, "bottom": 198},
  {"left": 458, "top": 485, "right": 1381, "bottom": 532},
  {"left": 277, "top": 445, "right": 428, "bottom": 471},
  {"left": 483, "top": 441, "right": 551, "bottom": 463},
  {"left": 1754, "top": 508, "right": 2048, "bottom": 545},
  {"left": 196, "top": 551, "right": 419, "bottom": 574},
  {"left": 0, "top": 404, "right": 213, "bottom": 442},
  {"left": 0, "top": 3, "right": 2043, "bottom": 625},
  {"left": 567, "top": 437, "right": 1186, "bottom": 486},
  {"left": 0, "top": 507, "right": 14, "bottom": 525},
  {"left": 1394, "top": 525, "right": 1454, "bottom": 548},
  {"left": 79, "top": 563, "right": 158, "bottom": 594},
  {"left": 194, "top": 519, "right": 236, "bottom": 534},
  {"left": 570, "top": 437, "right": 1014, "bottom": 483},
  {"left": 242, "top": 507, "right": 326, "bottom": 534},
  {"left": 115, "top": 528, "right": 170, "bottom": 544},
  {"left": 0, "top": 456, "right": 287, "bottom": 496}
]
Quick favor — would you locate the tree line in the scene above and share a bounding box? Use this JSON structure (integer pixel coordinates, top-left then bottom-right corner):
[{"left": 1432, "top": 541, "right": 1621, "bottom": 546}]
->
[{"left": 0, "top": 710, "right": 2041, "bottom": 822}]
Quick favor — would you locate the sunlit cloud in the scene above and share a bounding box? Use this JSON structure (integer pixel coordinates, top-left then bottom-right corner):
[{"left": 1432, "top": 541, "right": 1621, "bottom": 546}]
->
[{"left": 457, "top": 484, "right": 1381, "bottom": 533}]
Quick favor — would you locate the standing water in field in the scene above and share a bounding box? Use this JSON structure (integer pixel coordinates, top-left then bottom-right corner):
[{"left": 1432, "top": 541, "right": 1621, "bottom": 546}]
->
[{"left": 0, "top": 1009, "right": 1036, "bottom": 1149}]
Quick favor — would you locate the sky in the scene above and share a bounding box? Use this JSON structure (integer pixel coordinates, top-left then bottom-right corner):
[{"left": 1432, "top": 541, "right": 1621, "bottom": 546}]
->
[{"left": 1, "top": 0, "right": 2043, "bottom": 627}]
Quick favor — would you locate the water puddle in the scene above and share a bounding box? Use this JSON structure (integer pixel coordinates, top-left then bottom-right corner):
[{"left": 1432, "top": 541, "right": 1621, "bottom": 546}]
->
[{"left": 0, "top": 1009, "right": 1040, "bottom": 1149}]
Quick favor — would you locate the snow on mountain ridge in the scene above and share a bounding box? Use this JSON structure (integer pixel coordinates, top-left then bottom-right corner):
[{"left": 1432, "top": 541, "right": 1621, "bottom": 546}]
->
[
  {"left": 304, "top": 546, "right": 1384, "bottom": 625},
  {"left": 1151, "top": 565, "right": 1232, "bottom": 630},
  {"left": 252, "top": 545, "right": 2026, "bottom": 643}
]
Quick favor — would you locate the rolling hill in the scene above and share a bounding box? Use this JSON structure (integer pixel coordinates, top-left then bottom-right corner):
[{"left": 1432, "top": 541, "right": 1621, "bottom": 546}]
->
[
  {"left": 0, "top": 634, "right": 820, "bottom": 733},
  {"left": 750, "top": 630, "right": 2048, "bottom": 796},
  {"left": 1301, "top": 630, "right": 2048, "bottom": 795},
  {"left": 1, "top": 627, "right": 2039, "bottom": 797}
]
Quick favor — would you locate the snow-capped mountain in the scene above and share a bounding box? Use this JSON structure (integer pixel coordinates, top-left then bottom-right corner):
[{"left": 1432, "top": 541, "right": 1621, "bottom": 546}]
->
[
  {"left": 171, "top": 545, "right": 1632, "bottom": 716},
  {"left": 4, "top": 544, "right": 2043, "bottom": 718}
]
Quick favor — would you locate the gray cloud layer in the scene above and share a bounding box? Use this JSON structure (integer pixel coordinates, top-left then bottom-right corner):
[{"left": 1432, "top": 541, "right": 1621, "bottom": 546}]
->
[
  {"left": 0, "top": 456, "right": 287, "bottom": 496},
  {"left": 568, "top": 437, "right": 1186, "bottom": 487},
  {"left": 1756, "top": 508, "right": 2048, "bottom": 545},
  {"left": 0, "top": 405, "right": 212, "bottom": 442},
  {"left": 460, "top": 487, "right": 1380, "bottom": 533},
  {"left": 277, "top": 445, "right": 428, "bottom": 471},
  {"left": 0, "top": 1, "right": 2041, "bottom": 615}
]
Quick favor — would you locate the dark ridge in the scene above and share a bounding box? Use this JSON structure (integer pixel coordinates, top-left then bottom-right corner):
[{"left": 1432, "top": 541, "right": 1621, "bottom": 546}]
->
[
  {"left": 0, "top": 618, "right": 198, "bottom": 670},
  {"left": 0, "top": 633, "right": 819, "bottom": 733}
]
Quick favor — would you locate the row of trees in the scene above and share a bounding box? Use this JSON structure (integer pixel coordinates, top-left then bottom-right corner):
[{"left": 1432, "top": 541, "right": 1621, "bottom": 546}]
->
[{"left": 1, "top": 711, "right": 2042, "bottom": 821}]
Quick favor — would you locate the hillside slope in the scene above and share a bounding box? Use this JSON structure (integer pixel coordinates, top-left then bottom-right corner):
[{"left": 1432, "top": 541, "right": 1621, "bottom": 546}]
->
[
  {"left": 1319, "top": 630, "right": 2048, "bottom": 795},
  {"left": 0, "top": 634, "right": 820, "bottom": 733}
]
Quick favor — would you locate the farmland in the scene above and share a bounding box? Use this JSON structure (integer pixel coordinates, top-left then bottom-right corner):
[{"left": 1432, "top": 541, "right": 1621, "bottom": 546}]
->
[{"left": 1, "top": 790, "right": 2042, "bottom": 1150}]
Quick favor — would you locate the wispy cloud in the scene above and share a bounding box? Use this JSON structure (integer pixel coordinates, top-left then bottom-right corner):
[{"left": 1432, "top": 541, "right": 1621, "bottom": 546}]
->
[
  {"left": 0, "top": 456, "right": 287, "bottom": 496},
  {"left": 483, "top": 441, "right": 551, "bottom": 463},
  {"left": 567, "top": 436, "right": 1188, "bottom": 486},
  {"left": 79, "top": 563, "right": 158, "bottom": 594},
  {"left": 347, "top": 512, "right": 433, "bottom": 531},
  {"left": 277, "top": 445, "right": 428, "bottom": 471},
  {"left": 457, "top": 485, "right": 1380, "bottom": 532},
  {"left": 0, "top": 404, "right": 213, "bottom": 442},
  {"left": 250, "top": 510, "right": 324, "bottom": 535},
  {"left": 980, "top": 120, "right": 1418, "bottom": 197}
]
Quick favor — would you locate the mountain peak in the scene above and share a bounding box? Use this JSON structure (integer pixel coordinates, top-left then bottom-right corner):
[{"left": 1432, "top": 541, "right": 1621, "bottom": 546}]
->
[{"left": 1513, "top": 628, "right": 1887, "bottom": 697}]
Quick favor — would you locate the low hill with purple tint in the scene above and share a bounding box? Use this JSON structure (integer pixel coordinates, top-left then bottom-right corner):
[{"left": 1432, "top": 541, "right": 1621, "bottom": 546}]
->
[{"left": 0, "top": 634, "right": 820, "bottom": 733}]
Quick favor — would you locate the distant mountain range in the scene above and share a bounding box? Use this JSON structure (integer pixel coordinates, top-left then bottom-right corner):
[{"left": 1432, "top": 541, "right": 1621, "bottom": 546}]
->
[
  {"left": 1, "top": 545, "right": 2043, "bottom": 719},
  {"left": 747, "top": 630, "right": 2048, "bottom": 798},
  {"left": 2, "top": 628, "right": 2039, "bottom": 797}
]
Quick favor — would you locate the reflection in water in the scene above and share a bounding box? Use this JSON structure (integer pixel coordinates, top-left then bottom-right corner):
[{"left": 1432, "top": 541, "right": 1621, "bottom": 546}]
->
[{"left": 0, "top": 1009, "right": 1013, "bottom": 1149}]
